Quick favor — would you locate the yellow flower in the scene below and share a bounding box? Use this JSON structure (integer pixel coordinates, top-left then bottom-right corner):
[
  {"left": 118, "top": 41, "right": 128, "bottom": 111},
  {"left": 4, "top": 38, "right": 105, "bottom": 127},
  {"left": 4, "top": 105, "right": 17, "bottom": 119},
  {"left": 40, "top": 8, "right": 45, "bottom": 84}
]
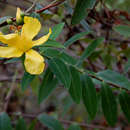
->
[{"left": 0, "top": 16, "right": 52, "bottom": 75}]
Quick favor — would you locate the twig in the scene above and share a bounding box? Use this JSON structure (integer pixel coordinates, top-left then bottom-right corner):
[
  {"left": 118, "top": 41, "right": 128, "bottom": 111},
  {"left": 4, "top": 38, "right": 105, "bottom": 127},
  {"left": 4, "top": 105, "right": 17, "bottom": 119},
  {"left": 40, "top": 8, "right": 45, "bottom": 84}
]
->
[
  {"left": 0, "top": 76, "right": 21, "bottom": 82},
  {"left": 9, "top": 112, "right": 115, "bottom": 130},
  {"left": 4, "top": 71, "right": 18, "bottom": 112},
  {"left": 25, "top": 0, "right": 38, "bottom": 13},
  {"left": 36, "top": 0, "right": 66, "bottom": 13},
  {"left": 74, "top": 66, "right": 130, "bottom": 92},
  {"left": 60, "top": 119, "right": 115, "bottom": 130}
]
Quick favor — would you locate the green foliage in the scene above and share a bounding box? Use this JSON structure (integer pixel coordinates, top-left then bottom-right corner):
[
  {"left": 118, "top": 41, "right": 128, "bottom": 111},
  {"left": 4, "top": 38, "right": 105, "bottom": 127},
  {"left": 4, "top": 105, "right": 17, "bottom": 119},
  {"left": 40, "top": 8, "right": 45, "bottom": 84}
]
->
[
  {"left": 119, "top": 91, "right": 130, "bottom": 122},
  {"left": 96, "top": 70, "right": 130, "bottom": 90},
  {"left": 124, "top": 59, "right": 130, "bottom": 73},
  {"left": 48, "top": 58, "right": 71, "bottom": 89},
  {"left": 77, "top": 38, "right": 104, "bottom": 66},
  {"left": 21, "top": 71, "right": 35, "bottom": 91},
  {"left": 38, "top": 68, "right": 58, "bottom": 103},
  {"left": 0, "top": 112, "right": 13, "bottom": 130},
  {"left": 82, "top": 75, "right": 98, "bottom": 119},
  {"left": 16, "top": 118, "right": 27, "bottom": 130},
  {"left": 69, "top": 65, "right": 82, "bottom": 104},
  {"left": 68, "top": 123, "right": 81, "bottom": 130},
  {"left": 113, "top": 25, "right": 130, "bottom": 37},
  {"left": 64, "top": 31, "right": 90, "bottom": 47},
  {"left": 72, "top": 0, "right": 96, "bottom": 25},
  {"left": 50, "top": 23, "right": 65, "bottom": 40},
  {"left": 0, "top": 16, "right": 12, "bottom": 24},
  {"left": 30, "top": 12, "right": 41, "bottom": 21},
  {"left": 38, "top": 114, "right": 64, "bottom": 130},
  {"left": 101, "top": 83, "right": 118, "bottom": 126},
  {"left": 41, "top": 48, "right": 77, "bottom": 65},
  {"left": 4, "top": 58, "right": 20, "bottom": 64},
  {"left": 41, "top": 39, "right": 65, "bottom": 48}
]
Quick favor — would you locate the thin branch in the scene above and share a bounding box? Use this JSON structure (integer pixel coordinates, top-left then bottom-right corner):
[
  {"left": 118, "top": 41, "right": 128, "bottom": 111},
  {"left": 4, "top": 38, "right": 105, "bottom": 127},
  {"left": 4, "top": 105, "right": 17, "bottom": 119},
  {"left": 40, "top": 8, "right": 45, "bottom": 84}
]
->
[
  {"left": 0, "top": 76, "right": 21, "bottom": 82},
  {"left": 25, "top": 0, "right": 38, "bottom": 13},
  {"left": 60, "top": 119, "right": 115, "bottom": 130},
  {"left": 36, "top": 0, "right": 66, "bottom": 13},
  {"left": 4, "top": 71, "right": 18, "bottom": 112},
  {"left": 74, "top": 66, "right": 130, "bottom": 92},
  {"left": 9, "top": 112, "right": 115, "bottom": 130}
]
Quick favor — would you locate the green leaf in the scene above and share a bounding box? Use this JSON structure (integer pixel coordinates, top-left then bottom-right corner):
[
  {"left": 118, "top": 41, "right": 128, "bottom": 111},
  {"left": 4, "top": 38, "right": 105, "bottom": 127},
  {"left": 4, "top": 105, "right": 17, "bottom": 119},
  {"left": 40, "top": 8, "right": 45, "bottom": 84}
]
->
[
  {"left": 119, "top": 91, "right": 130, "bottom": 122},
  {"left": 0, "top": 112, "right": 13, "bottom": 130},
  {"left": 96, "top": 70, "right": 130, "bottom": 90},
  {"left": 28, "top": 120, "right": 37, "bottom": 130},
  {"left": 38, "top": 114, "right": 64, "bottom": 130},
  {"left": 113, "top": 25, "right": 130, "bottom": 37},
  {"left": 41, "top": 10, "right": 53, "bottom": 20},
  {"left": 77, "top": 38, "right": 104, "bottom": 66},
  {"left": 0, "top": 16, "right": 12, "bottom": 24},
  {"left": 41, "top": 48, "right": 60, "bottom": 58},
  {"left": 41, "top": 39, "right": 65, "bottom": 48},
  {"left": 124, "top": 59, "right": 130, "bottom": 73},
  {"left": 21, "top": 72, "right": 35, "bottom": 91},
  {"left": 72, "top": 0, "right": 96, "bottom": 25},
  {"left": 64, "top": 3, "right": 91, "bottom": 31},
  {"left": 69, "top": 65, "right": 82, "bottom": 104},
  {"left": 101, "top": 83, "right": 117, "bottom": 126},
  {"left": 41, "top": 48, "right": 77, "bottom": 65},
  {"left": 4, "top": 58, "right": 20, "bottom": 64},
  {"left": 82, "top": 75, "right": 98, "bottom": 119},
  {"left": 59, "top": 52, "right": 77, "bottom": 65},
  {"left": 80, "top": 20, "right": 91, "bottom": 31},
  {"left": 50, "top": 23, "right": 65, "bottom": 40},
  {"left": 30, "top": 12, "right": 40, "bottom": 21},
  {"left": 16, "top": 118, "right": 27, "bottom": 130},
  {"left": 30, "top": 76, "right": 40, "bottom": 95},
  {"left": 68, "top": 123, "right": 81, "bottom": 130},
  {"left": 38, "top": 68, "right": 58, "bottom": 103},
  {"left": 64, "top": 31, "right": 89, "bottom": 48},
  {"left": 48, "top": 58, "right": 71, "bottom": 89}
]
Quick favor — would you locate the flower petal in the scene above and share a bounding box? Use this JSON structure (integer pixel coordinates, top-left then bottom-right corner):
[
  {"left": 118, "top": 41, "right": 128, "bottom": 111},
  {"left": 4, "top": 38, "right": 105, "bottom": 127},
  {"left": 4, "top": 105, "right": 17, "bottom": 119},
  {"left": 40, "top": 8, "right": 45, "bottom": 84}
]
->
[
  {"left": 0, "top": 33, "right": 18, "bottom": 45},
  {"left": 0, "top": 46, "right": 23, "bottom": 58},
  {"left": 21, "top": 16, "right": 41, "bottom": 40},
  {"left": 24, "top": 49, "right": 45, "bottom": 75},
  {"left": 32, "top": 28, "right": 52, "bottom": 47}
]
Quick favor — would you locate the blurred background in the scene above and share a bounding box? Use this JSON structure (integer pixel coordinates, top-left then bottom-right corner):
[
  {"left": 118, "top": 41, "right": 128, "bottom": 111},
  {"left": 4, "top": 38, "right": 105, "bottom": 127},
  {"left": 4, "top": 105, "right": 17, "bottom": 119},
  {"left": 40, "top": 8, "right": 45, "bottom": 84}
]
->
[{"left": 0, "top": 0, "right": 130, "bottom": 129}]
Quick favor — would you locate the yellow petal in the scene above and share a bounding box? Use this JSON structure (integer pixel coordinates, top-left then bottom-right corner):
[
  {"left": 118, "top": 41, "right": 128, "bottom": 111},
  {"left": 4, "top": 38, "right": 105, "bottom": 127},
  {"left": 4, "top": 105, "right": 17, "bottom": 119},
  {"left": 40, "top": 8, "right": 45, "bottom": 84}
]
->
[
  {"left": 32, "top": 28, "right": 52, "bottom": 47},
  {"left": 21, "top": 16, "right": 41, "bottom": 40},
  {"left": 24, "top": 49, "right": 45, "bottom": 75},
  {"left": 0, "top": 33, "right": 18, "bottom": 46},
  {"left": 16, "top": 8, "right": 22, "bottom": 22},
  {"left": 0, "top": 46, "right": 23, "bottom": 58}
]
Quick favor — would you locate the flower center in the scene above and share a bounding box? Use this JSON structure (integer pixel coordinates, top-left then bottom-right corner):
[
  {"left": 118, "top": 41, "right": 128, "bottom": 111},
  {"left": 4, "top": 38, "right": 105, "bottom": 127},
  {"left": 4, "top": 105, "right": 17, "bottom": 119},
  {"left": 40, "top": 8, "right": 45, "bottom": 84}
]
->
[{"left": 16, "top": 35, "right": 33, "bottom": 52}]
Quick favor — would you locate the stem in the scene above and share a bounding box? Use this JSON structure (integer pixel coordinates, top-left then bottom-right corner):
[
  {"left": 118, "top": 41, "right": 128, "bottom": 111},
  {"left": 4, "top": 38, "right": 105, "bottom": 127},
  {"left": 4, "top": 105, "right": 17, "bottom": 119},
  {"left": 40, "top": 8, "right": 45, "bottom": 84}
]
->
[
  {"left": 4, "top": 70, "right": 18, "bottom": 112},
  {"left": 9, "top": 112, "right": 115, "bottom": 130},
  {"left": 36, "top": 0, "right": 66, "bottom": 13}
]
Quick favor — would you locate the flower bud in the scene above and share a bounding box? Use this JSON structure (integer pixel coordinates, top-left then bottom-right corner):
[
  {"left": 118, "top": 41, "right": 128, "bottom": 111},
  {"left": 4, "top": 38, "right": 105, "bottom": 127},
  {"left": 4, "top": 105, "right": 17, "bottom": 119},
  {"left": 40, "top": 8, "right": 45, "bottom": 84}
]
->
[{"left": 16, "top": 8, "right": 24, "bottom": 25}]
